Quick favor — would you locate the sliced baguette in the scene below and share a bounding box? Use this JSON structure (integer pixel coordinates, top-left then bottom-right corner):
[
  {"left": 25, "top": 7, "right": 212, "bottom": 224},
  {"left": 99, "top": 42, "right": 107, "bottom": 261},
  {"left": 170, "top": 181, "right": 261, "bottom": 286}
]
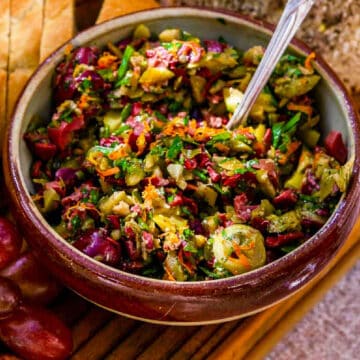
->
[
  {"left": 40, "top": 0, "right": 76, "bottom": 62},
  {"left": 7, "top": 0, "right": 44, "bottom": 121},
  {"left": 0, "top": 0, "right": 10, "bottom": 70},
  {"left": 0, "top": 0, "right": 10, "bottom": 150},
  {"left": 0, "top": 70, "right": 8, "bottom": 147},
  {"left": 9, "top": 0, "right": 44, "bottom": 71},
  {"left": 96, "top": 0, "right": 159, "bottom": 24},
  {"left": 7, "top": 68, "right": 35, "bottom": 120}
]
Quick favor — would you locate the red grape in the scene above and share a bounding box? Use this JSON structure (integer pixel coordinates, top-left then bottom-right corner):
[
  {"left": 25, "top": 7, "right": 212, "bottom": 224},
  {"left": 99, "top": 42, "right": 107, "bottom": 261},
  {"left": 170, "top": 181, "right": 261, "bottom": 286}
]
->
[
  {"left": 0, "top": 304, "right": 73, "bottom": 360},
  {"left": 0, "top": 218, "right": 23, "bottom": 270},
  {"left": 0, "top": 277, "right": 22, "bottom": 321},
  {"left": 0, "top": 252, "right": 62, "bottom": 305}
]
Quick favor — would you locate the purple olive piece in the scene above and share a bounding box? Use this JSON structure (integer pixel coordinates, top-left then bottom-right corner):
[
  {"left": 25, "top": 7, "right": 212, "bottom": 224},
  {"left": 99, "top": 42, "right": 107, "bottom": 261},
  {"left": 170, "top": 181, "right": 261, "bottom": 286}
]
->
[
  {"left": 203, "top": 39, "right": 225, "bottom": 53},
  {"left": 73, "top": 229, "right": 121, "bottom": 266},
  {"left": 273, "top": 189, "right": 298, "bottom": 209},
  {"left": 76, "top": 70, "right": 105, "bottom": 91},
  {"left": 189, "top": 219, "right": 206, "bottom": 235},
  {"left": 189, "top": 107, "right": 202, "bottom": 121},
  {"left": 72, "top": 46, "right": 99, "bottom": 65},
  {"left": 55, "top": 168, "right": 79, "bottom": 187},
  {"left": 54, "top": 72, "right": 77, "bottom": 104},
  {"left": 123, "top": 239, "right": 140, "bottom": 261},
  {"left": 117, "top": 37, "right": 132, "bottom": 50}
]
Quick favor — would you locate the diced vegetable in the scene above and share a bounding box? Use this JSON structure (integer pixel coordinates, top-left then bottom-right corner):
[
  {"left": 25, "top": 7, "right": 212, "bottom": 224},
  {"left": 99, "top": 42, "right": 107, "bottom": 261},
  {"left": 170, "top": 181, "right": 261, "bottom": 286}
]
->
[{"left": 223, "top": 87, "right": 244, "bottom": 113}]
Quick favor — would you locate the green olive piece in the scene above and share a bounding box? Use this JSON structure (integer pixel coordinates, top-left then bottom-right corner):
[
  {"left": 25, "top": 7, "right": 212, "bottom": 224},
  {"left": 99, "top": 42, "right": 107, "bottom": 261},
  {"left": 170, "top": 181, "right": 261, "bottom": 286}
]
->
[{"left": 212, "top": 225, "right": 266, "bottom": 275}]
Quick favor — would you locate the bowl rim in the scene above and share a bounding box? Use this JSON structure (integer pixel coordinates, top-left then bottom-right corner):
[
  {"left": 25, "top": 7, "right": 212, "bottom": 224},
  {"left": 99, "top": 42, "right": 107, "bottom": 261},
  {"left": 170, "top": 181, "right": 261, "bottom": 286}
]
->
[{"left": 4, "top": 6, "right": 360, "bottom": 296}]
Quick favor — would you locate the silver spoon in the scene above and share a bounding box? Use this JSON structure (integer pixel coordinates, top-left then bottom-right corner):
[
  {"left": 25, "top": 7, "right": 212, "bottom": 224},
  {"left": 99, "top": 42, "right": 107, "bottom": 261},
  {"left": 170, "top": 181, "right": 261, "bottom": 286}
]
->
[{"left": 226, "top": 0, "right": 315, "bottom": 130}]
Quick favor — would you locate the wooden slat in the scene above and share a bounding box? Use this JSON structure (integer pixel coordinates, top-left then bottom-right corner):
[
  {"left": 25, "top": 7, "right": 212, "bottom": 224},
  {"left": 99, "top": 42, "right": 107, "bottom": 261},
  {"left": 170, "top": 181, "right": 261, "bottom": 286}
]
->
[
  {"left": 170, "top": 324, "right": 220, "bottom": 360},
  {"left": 71, "top": 316, "right": 137, "bottom": 360},
  {"left": 137, "top": 326, "right": 199, "bottom": 360},
  {"left": 191, "top": 321, "right": 240, "bottom": 360},
  {"left": 106, "top": 323, "right": 166, "bottom": 360},
  {"left": 72, "top": 307, "right": 114, "bottom": 351}
]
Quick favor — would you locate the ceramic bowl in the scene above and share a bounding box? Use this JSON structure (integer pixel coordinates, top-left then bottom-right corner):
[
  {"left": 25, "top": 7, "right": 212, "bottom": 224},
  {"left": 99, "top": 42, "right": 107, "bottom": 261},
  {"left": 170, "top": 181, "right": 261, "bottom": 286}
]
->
[{"left": 4, "top": 7, "right": 360, "bottom": 325}]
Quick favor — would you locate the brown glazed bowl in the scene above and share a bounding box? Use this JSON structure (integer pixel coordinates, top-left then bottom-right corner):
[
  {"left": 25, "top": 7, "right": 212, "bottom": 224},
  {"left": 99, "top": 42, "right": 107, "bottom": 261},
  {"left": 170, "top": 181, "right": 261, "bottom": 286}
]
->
[{"left": 3, "top": 7, "right": 360, "bottom": 325}]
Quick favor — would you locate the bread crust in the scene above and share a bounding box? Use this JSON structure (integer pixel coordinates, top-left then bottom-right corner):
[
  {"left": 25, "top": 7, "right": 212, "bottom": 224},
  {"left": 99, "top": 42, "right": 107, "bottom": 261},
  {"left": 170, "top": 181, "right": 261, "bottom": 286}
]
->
[
  {"left": 40, "top": 0, "right": 75, "bottom": 62},
  {"left": 96, "top": 0, "right": 159, "bottom": 24}
]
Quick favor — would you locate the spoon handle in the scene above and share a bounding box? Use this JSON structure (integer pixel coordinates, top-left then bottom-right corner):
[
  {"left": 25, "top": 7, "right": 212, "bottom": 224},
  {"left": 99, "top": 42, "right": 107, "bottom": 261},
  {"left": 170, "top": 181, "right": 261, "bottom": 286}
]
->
[{"left": 226, "top": 0, "right": 315, "bottom": 130}]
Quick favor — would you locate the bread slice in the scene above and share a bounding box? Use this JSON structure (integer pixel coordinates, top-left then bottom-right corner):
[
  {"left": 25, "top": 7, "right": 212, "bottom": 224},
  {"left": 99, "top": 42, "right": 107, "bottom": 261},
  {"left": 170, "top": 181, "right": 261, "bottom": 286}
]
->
[
  {"left": 7, "top": 0, "right": 44, "bottom": 123},
  {"left": 7, "top": 68, "right": 34, "bottom": 120},
  {"left": 96, "top": 0, "right": 159, "bottom": 24},
  {"left": 9, "top": 0, "right": 44, "bottom": 71},
  {"left": 0, "top": 70, "right": 8, "bottom": 148},
  {"left": 0, "top": 0, "right": 10, "bottom": 150},
  {"left": 40, "top": 0, "right": 76, "bottom": 62},
  {"left": 0, "top": 0, "right": 10, "bottom": 70}
]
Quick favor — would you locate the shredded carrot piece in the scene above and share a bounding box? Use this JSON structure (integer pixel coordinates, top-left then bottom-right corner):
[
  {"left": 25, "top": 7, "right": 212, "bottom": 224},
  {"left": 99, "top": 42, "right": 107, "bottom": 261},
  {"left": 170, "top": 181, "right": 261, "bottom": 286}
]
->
[
  {"left": 78, "top": 94, "right": 89, "bottom": 110},
  {"left": 187, "top": 119, "right": 198, "bottom": 135},
  {"left": 193, "top": 127, "right": 224, "bottom": 142},
  {"left": 162, "top": 122, "right": 187, "bottom": 137},
  {"left": 97, "top": 167, "right": 120, "bottom": 177},
  {"left": 231, "top": 241, "right": 252, "bottom": 271},
  {"left": 287, "top": 102, "right": 313, "bottom": 117},
  {"left": 186, "top": 183, "right": 198, "bottom": 191},
  {"left": 213, "top": 143, "right": 230, "bottom": 153},
  {"left": 31, "top": 194, "right": 43, "bottom": 202},
  {"left": 238, "top": 254, "right": 251, "bottom": 269},
  {"left": 178, "top": 249, "right": 195, "bottom": 275},
  {"left": 304, "top": 52, "right": 316, "bottom": 70},
  {"left": 278, "top": 141, "right": 301, "bottom": 165},
  {"left": 97, "top": 52, "right": 118, "bottom": 69},
  {"left": 253, "top": 141, "right": 266, "bottom": 155},
  {"left": 64, "top": 202, "right": 101, "bottom": 221},
  {"left": 142, "top": 184, "right": 160, "bottom": 206},
  {"left": 164, "top": 263, "right": 176, "bottom": 281},
  {"left": 235, "top": 240, "right": 256, "bottom": 252},
  {"left": 108, "top": 144, "right": 130, "bottom": 160},
  {"left": 64, "top": 43, "right": 73, "bottom": 56},
  {"left": 233, "top": 242, "right": 244, "bottom": 258}
]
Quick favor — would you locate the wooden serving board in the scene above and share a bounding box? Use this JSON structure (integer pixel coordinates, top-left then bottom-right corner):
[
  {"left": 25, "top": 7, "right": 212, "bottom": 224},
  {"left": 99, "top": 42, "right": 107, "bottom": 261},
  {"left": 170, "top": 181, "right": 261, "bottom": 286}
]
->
[{"left": 1, "top": 1, "right": 359, "bottom": 359}]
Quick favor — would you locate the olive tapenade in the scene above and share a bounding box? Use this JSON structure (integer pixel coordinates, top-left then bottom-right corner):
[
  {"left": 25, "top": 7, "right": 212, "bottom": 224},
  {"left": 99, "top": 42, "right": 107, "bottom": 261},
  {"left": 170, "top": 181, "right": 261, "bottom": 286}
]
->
[{"left": 24, "top": 25, "right": 351, "bottom": 281}]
